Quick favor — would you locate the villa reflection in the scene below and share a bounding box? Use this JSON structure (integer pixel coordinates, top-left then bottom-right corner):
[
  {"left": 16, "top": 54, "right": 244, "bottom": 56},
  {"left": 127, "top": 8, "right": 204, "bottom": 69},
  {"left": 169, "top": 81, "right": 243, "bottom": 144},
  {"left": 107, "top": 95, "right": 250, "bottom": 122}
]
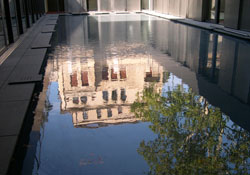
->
[{"left": 53, "top": 43, "right": 166, "bottom": 128}]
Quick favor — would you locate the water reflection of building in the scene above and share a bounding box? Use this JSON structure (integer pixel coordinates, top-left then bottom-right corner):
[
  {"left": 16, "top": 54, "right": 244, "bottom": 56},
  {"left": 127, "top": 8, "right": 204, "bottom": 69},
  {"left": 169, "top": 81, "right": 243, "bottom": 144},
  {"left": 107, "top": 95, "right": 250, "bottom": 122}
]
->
[{"left": 54, "top": 44, "right": 166, "bottom": 128}]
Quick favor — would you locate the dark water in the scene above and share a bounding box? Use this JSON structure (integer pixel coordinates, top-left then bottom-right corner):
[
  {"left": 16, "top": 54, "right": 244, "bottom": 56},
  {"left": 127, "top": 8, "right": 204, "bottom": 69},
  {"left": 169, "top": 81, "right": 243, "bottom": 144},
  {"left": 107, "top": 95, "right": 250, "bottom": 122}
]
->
[{"left": 21, "top": 14, "right": 250, "bottom": 175}]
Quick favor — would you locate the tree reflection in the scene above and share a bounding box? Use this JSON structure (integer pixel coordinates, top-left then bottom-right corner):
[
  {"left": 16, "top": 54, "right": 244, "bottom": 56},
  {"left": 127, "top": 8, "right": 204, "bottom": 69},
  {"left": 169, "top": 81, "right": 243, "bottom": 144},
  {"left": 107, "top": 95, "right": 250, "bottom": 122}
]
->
[{"left": 131, "top": 85, "right": 250, "bottom": 175}]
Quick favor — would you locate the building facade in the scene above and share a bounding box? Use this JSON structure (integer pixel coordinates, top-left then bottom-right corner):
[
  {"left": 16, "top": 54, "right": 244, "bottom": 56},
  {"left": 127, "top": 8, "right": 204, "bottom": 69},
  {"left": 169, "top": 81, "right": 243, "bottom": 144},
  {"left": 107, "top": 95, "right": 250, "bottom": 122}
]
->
[
  {"left": 142, "top": 0, "right": 250, "bottom": 32},
  {"left": 46, "top": 0, "right": 250, "bottom": 32}
]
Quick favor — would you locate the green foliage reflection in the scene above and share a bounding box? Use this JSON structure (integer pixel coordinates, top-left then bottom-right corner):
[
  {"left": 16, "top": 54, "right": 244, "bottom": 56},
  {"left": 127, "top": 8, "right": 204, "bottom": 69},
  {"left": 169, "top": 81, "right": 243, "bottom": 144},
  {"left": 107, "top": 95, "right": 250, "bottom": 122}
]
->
[{"left": 131, "top": 85, "right": 250, "bottom": 175}]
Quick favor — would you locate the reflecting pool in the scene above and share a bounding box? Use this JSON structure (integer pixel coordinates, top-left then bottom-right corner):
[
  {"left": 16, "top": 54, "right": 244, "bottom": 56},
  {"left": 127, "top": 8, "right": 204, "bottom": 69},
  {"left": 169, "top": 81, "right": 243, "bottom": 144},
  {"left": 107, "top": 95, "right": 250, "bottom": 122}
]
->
[{"left": 21, "top": 14, "right": 250, "bottom": 174}]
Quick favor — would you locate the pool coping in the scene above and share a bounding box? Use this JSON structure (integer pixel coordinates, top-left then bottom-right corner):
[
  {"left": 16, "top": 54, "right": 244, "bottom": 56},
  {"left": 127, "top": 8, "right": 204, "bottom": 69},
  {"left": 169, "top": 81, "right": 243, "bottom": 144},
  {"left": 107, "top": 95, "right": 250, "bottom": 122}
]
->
[
  {"left": 142, "top": 10, "right": 250, "bottom": 40},
  {"left": 0, "top": 14, "right": 58, "bottom": 175}
]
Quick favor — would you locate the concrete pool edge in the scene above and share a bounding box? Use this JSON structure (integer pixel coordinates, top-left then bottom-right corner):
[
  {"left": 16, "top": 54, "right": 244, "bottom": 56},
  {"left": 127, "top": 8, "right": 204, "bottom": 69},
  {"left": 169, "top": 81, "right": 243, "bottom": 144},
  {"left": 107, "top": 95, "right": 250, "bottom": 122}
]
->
[
  {"left": 142, "top": 10, "right": 250, "bottom": 40},
  {"left": 0, "top": 14, "right": 58, "bottom": 175}
]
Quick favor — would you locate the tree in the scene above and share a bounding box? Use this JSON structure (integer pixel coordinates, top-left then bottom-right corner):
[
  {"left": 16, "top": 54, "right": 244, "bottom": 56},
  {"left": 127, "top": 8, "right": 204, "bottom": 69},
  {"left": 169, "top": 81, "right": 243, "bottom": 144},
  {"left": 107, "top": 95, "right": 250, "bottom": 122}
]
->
[{"left": 131, "top": 85, "right": 250, "bottom": 175}]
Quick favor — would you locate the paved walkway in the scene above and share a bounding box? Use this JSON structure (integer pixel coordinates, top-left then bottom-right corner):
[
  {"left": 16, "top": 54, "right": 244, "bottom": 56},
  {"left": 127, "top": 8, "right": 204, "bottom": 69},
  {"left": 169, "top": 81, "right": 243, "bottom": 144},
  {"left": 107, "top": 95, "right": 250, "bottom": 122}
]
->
[
  {"left": 0, "top": 14, "right": 58, "bottom": 175},
  {"left": 142, "top": 10, "right": 250, "bottom": 40}
]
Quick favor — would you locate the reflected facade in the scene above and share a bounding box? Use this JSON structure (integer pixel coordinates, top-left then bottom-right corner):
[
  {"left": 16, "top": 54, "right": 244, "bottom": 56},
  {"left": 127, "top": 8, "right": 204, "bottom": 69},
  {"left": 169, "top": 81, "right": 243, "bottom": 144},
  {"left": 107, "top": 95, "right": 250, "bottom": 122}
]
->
[
  {"left": 53, "top": 43, "right": 165, "bottom": 128},
  {"left": 20, "top": 14, "right": 250, "bottom": 174}
]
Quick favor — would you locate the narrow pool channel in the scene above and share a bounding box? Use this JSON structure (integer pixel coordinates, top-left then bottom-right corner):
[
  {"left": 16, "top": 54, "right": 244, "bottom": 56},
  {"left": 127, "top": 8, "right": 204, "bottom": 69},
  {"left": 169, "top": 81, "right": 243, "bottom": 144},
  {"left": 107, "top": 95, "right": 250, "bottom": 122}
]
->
[{"left": 21, "top": 14, "right": 250, "bottom": 175}]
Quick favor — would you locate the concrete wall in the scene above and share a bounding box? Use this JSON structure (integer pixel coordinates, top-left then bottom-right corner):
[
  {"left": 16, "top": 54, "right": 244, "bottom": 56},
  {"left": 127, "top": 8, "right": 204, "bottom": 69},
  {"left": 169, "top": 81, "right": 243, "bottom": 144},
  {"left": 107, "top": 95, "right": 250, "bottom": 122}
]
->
[
  {"left": 98, "top": 0, "right": 111, "bottom": 11},
  {"left": 187, "top": 0, "right": 203, "bottom": 21},
  {"left": 127, "top": 0, "right": 141, "bottom": 11},
  {"left": 162, "top": 0, "right": 169, "bottom": 14},
  {"left": 113, "top": 0, "right": 126, "bottom": 11},
  {"left": 240, "top": 0, "right": 250, "bottom": 32},
  {"left": 224, "top": 0, "right": 240, "bottom": 29},
  {"left": 152, "top": 0, "right": 202, "bottom": 19},
  {"left": 97, "top": 0, "right": 140, "bottom": 12},
  {"left": 180, "top": 0, "right": 188, "bottom": 17}
]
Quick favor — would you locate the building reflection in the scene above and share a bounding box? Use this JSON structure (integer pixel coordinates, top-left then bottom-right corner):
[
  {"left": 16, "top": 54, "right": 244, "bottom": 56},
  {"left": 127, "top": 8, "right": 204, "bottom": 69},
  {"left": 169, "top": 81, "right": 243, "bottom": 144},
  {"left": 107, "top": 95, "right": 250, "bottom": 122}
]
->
[
  {"left": 53, "top": 15, "right": 250, "bottom": 131},
  {"left": 149, "top": 19, "right": 250, "bottom": 131},
  {"left": 53, "top": 44, "right": 166, "bottom": 128}
]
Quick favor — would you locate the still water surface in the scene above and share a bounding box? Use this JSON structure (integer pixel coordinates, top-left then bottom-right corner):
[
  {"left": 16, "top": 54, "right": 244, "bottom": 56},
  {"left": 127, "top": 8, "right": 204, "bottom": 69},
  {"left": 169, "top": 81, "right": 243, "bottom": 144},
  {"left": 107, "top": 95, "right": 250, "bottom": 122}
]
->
[{"left": 22, "top": 14, "right": 250, "bottom": 175}]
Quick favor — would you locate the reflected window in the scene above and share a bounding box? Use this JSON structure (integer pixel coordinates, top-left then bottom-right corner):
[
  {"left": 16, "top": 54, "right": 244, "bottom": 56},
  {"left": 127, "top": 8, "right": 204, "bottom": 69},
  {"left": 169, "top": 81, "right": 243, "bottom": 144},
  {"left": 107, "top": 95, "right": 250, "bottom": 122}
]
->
[
  {"left": 83, "top": 111, "right": 88, "bottom": 120},
  {"left": 120, "top": 68, "right": 127, "bottom": 80},
  {"left": 96, "top": 109, "right": 101, "bottom": 119},
  {"left": 111, "top": 69, "right": 118, "bottom": 80},
  {"left": 219, "top": 0, "right": 225, "bottom": 24},
  {"left": 146, "top": 68, "right": 152, "bottom": 78},
  {"left": 102, "top": 91, "right": 108, "bottom": 102},
  {"left": 102, "top": 67, "right": 109, "bottom": 80},
  {"left": 118, "top": 106, "right": 122, "bottom": 114},
  {"left": 80, "top": 96, "right": 87, "bottom": 104},
  {"left": 112, "top": 90, "right": 117, "bottom": 101},
  {"left": 200, "top": 34, "right": 220, "bottom": 83},
  {"left": 81, "top": 71, "right": 89, "bottom": 86},
  {"left": 70, "top": 72, "right": 78, "bottom": 87},
  {"left": 121, "top": 89, "right": 127, "bottom": 102},
  {"left": 163, "top": 72, "right": 170, "bottom": 83},
  {"left": 107, "top": 108, "right": 112, "bottom": 118},
  {"left": 73, "top": 97, "right": 79, "bottom": 104}
]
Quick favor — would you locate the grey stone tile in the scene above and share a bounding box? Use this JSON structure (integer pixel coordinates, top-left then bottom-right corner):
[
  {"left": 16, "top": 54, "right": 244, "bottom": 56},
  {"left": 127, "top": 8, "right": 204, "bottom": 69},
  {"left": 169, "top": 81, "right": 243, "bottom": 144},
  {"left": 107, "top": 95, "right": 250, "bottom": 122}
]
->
[
  {"left": 24, "top": 48, "right": 47, "bottom": 56},
  {"left": 46, "top": 21, "right": 57, "bottom": 25},
  {"left": 9, "top": 66, "right": 42, "bottom": 80},
  {"left": 41, "top": 25, "right": 55, "bottom": 33},
  {"left": 31, "top": 33, "right": 52, "bottom": 49},
  {"left": 0, "top": 136, "right": 17, "bottom": 175},
  {"left": 8, "top": 49, "right": 26, "bottom": 58},
  {"left": 0, "top": 66, "right": 14, "bottom": 88},
  {"left": 0, "top": 84, "right": 35, "bottom": 102},
  {"left": 17, "top": 41, "right": 31, "bottom": 50},
  {"left": 48, "top": 14, "right": 59, "bottom": 18},
  {"left": 20, "top": 54, "right": 46, "bottom": 66},
  {"left": 0, "top": 100, "right": 30, "bottom": 136},
  {"left": 9, "top": 74, "right": 42, "bottom": 84},
  {"left": 0, "top": 56, "right": 21, "bottom": 67}
]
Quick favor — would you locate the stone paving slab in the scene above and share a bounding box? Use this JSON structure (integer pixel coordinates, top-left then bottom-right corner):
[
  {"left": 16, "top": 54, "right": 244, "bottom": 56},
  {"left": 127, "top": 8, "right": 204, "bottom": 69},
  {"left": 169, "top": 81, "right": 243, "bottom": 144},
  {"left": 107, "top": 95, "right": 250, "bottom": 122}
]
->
[
  {"left": 0, "top": 67, "right": 13, "bottom": 88},
  {"left": 45, "top": 21, "right": 57, "bottom": 25},
  {"left": 0, "top": 14, "right": 56, "bottom": 175},
  {"left": 0, "top": 136, "right": 17, "bottom": 175},
  {"left": 31, "top": 33, "right": 52, "bottom": 49},
  {"left": 0, "top": 84, "right": 35, "bottom": 102},
  {"left": 0, "top": 100, "right": 30, "bottom": 136},
  {"left": 9, "top": 64, "right": 42, "bottom": 78},
  {"left": 9, "top": 74, "right": 42, "bottom": 84},
  {"left": 19, "top": 54, "right": 46, "bottom": 67},
  {"left": 41, "top": 25, "right": 55, "bottom": 33},
  {"left": 24, "top": 48, "right": 47, "bottom": 56}
]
